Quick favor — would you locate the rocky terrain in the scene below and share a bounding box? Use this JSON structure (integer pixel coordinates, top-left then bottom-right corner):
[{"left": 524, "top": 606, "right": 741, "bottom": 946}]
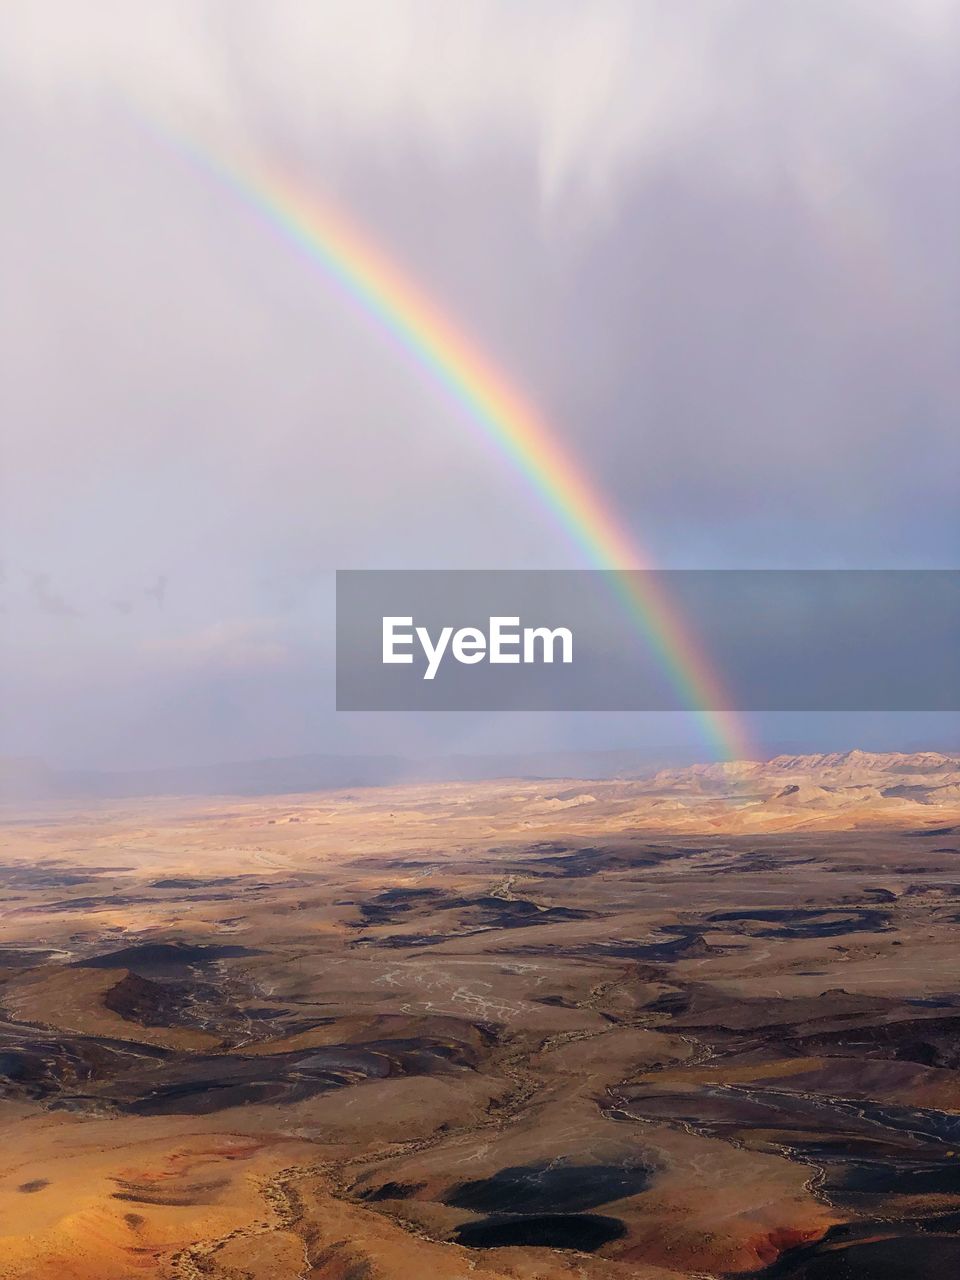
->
[{"left": 0, "top": 750, "right": 958, "bottom": 1278}]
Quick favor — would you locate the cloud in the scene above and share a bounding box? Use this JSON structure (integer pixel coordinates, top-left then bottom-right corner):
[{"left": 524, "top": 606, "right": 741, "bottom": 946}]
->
[
  {"left": 28, "top": 572, "right": 79, "bottom": 618},
  {"left": 143, "top": 619, "right": 288, "bottom": 673},
  {"left": 145, "top": 574, "right": 168, "bottom": 608},
  {"left": 1, "top": 3, "right": 957, "bottom": 768},
  {"left": 2, "top": 1, "right": 958, "bottom": 209}
]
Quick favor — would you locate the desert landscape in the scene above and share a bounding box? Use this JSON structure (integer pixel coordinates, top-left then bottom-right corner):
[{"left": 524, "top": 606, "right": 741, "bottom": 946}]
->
[{"left": 1, "top": 750, "right": 959, "bottom": 1279}]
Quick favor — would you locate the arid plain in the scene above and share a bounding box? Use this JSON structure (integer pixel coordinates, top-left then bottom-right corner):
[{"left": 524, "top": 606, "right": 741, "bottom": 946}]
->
[{"left": 1, "top": 750, "right": 959, "bottom": 1279}]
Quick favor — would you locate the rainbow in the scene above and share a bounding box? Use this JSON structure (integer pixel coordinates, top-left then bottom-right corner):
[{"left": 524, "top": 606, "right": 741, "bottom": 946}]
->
[{"left": 152, "top": 124, "right": 751, "bottom": 761}]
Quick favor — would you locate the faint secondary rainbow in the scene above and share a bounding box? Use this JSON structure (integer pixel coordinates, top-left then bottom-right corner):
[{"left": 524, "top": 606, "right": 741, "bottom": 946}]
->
[{"left": 154, "top": 124, "right": 751, "bottom": 761}]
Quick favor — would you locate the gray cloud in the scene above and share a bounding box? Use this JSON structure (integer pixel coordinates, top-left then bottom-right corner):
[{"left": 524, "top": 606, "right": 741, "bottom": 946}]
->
[
  {"left": 145, "top": 574, "right": 168, "bottom": 608},
  {"left": 27, "top": 572, "right": 79, "bottom": 618}
]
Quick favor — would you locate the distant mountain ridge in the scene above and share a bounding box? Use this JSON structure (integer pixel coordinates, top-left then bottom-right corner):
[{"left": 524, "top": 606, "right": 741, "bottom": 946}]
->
[
  {"left": 765, "top": 749, "right": 959, "bottom": 774},
  {"left": 648, "top": 750, "right": 960, "bottom": 816},
  {"left": 2, "top": 746, "right": 957, "bottom": 806},
  {"left": 654, "top": 749, "right": 959, "bottom": 786}
]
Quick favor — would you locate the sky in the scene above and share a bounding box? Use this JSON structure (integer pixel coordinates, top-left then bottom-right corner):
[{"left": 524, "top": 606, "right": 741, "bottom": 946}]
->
[{"left": 1, "top": 1, "right": 958, "bottom": 770}]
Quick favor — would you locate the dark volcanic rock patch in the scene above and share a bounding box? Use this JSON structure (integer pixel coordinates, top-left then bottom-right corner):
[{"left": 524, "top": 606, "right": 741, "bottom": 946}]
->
[
  {"left": 511, "top": 925, "right": 723, "bottom": 965},
  {"left": 644, "top": 989, "right": 690, "bottom": 1015},
  {"left": 352, "top": 890, "right": 595, "bottom": 947},
  {"left": 149, "top": 876, "right": 269, "bottom": 890},
  {"left": 452, "top": 1213, "right": 626, "bottom": 1251},
  {"left": 610, "top": 983, "right": 960, "bottom": 1249},
  {"left": 75, "top": 943, "right": 257, "bottom": 977},
  {"left": 119, "top": 1036, "right": 478, "bottom": 1116},
  {"left": 788, "top": 1013, "right": 960, "bottom": 1069},
  {"left": 0, "top": 1006, "right": 480, "bottom": 1115},
  {"left": 610, "top": 1079, "right": 960, "bottom": 1229},
  {"left": 0, "top": 864, "right": 123, "bottom": 889},
  {"left": 603, "top": 931, "right": 720, "bottom": 962},
  {"left": 446, "top": 896, "right": 594, "bottom": 929},
  {"left": 111, "top": 1176, "right": 230, "bottom": 1206},
  {"left": 531, "top": 844, "right": 682, "bottom": 879},
  {"left": 354, "top": 932, "right": 457, "bottom": 949},
  {"left": 0, "top": 1028, "right": 170, "bottom": 1105},
  {"left": 662, "top": 987, "right": 895, "bottom": 1037},
  {"left": 355, "top": 1180, "right": 426, "bottom": 1202},
  {"left": 15, "top": 895, "right": 163, "bottom": 915},
  {"left": 103, "top": 972, "right": 195, "bottom": 1027},
  {"left": 753, "top": 1223, "right": 960, "bottom": 1278},
  {"left": 0, "top": 948, "right": 61, "bottom": 968},
  {"left": 705, "top": 907, "right": 892, "bottom": 939},
  {"left": 354, "top": 888, "right": 445, "bottom": 926},
  {"left": 444, "top": 1160, "right": 654, "bottom": 1214}
]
